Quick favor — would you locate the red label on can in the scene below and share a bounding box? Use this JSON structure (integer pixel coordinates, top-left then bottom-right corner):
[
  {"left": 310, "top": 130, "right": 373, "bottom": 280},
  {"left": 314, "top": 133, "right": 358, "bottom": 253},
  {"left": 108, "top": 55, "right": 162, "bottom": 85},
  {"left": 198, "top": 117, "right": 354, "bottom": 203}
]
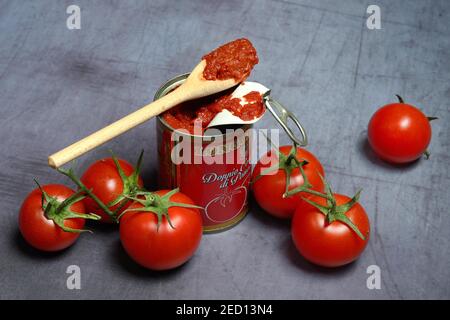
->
[{"left": 157, "top": 119, "right": 251, "bottom": 232}]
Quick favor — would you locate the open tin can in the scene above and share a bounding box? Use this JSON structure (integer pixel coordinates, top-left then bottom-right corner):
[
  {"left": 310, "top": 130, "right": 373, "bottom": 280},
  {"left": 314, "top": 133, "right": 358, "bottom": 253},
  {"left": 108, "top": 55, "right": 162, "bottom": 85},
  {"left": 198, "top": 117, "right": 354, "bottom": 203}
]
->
[{"left": 155, "top": 74, "right": 307, "bottom": 233}]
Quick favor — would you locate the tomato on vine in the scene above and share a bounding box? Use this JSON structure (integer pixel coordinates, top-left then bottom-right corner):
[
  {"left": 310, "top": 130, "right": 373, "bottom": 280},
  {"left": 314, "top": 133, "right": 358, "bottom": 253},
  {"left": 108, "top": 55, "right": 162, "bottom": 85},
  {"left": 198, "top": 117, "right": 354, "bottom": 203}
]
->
[
  {"left": 252, "top": 145, "right": 325, "bottom": 219},
  {"left": 119, "top": 189, "right": 203, "bottom": 271},
  {"left": 291, "top": 178, "right": 370, "bottom": 267},
  {"left": 58, "top": 151, "right": 145, "bottom": 223},
  {"left": 19, "top": 182, "right": 100, "bottom": 252}
]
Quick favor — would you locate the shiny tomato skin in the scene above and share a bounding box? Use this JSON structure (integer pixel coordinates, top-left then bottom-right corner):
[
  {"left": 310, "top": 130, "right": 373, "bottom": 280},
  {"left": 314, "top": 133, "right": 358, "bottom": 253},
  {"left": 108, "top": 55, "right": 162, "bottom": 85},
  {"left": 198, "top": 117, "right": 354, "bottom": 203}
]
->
[
  {"left": 292, "top": 194, "right": 370, "bottom": 267},
  {"left": 81, "top": 158, "right": 143, "bottom": 222},
  {"left": 252, "top": 146, "right": 325, "bottom": 219},
  {"left": 119, "top": 190, "right": 203, "bottom": 271},
  {"left": 19, "top": 184, "right": 86, "bottom": 252},
  {"left": 368, "top": 103, "right": 432, "bottom": 163}
]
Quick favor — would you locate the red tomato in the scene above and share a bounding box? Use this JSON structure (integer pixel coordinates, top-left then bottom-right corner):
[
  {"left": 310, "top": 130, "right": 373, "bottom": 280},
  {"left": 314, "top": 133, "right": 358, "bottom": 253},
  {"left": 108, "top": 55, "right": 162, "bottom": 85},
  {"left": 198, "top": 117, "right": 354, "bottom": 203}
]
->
[
  {"left": 119, "top": 190, "right": 203, "bottom": 270},
  {"left": 19, "top": 184, "right": 87, "bottom": 252},
  {"left": 368, "top": 96, "right": 433, "bottom": 163},
  {"left": 81, "top": 158, "right": 143, "bottom": 222},
  {"left": 252, "top": 146, "right": 325, "bottom": 219},
  {"left": 292, "top": 193, "right": 370, "bottom": 267}
]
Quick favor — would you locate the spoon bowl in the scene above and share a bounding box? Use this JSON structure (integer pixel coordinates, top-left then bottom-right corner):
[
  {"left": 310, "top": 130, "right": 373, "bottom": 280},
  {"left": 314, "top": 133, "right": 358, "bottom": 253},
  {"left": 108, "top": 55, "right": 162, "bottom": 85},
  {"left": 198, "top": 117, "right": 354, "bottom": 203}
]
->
[{"left": 206, "top": 81, "right": 270, "bottom": 128}]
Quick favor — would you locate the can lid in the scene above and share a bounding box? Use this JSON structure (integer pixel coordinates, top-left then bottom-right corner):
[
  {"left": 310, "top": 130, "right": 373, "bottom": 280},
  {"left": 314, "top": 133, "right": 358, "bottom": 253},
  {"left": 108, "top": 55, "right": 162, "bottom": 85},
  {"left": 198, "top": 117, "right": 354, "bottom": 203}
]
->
[{"left": 263, "top": 93, "right": 308, "bottom": 147}]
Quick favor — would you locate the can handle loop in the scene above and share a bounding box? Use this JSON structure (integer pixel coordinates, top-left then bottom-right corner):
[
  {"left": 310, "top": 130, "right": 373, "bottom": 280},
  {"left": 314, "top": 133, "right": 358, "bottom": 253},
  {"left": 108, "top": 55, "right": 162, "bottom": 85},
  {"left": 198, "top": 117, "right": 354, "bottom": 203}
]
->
[{"left": 263, "top": 95, "right": 308, "bottom": 147}]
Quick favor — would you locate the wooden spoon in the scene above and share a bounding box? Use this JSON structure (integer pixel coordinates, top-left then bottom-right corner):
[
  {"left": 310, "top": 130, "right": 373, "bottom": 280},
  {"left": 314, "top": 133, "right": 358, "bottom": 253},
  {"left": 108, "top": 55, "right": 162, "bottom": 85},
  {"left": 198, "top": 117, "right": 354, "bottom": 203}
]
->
[{"left": 48, "top": 60, "right": 237, "bottom": 168}]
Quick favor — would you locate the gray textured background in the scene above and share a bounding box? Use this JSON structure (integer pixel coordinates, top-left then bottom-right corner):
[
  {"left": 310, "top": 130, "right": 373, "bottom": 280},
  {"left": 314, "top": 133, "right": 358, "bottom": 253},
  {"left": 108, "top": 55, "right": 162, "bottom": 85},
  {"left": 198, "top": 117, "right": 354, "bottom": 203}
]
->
[{"left": 0, "top": 0, "right": 449, "bottom": 299}]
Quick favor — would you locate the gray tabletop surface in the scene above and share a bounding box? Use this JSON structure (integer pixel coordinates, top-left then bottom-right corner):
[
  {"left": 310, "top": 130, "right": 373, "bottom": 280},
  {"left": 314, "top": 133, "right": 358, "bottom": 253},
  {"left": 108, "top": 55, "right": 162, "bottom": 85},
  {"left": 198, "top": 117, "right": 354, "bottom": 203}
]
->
[{"left": 1, "top": 0, "right": 449, "bottom": 300}]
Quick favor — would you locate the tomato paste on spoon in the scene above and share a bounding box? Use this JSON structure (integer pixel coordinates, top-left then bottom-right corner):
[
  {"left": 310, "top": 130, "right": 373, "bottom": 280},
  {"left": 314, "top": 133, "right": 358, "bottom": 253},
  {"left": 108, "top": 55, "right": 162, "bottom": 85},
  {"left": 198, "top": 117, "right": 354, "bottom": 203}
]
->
[
  {"left": 161, "top": 38, "right": 264, "bottom": 133},
  {"left": 202, "top": 38, "right": 259, "bottom": 82}
]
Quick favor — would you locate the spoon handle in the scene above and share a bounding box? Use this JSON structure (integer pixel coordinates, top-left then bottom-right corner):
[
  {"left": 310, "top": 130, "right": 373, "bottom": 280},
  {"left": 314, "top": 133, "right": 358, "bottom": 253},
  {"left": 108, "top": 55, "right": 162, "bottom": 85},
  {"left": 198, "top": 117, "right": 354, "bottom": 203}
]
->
[{"left": 48, "top": 89, "right": 185, "bottom": 168}]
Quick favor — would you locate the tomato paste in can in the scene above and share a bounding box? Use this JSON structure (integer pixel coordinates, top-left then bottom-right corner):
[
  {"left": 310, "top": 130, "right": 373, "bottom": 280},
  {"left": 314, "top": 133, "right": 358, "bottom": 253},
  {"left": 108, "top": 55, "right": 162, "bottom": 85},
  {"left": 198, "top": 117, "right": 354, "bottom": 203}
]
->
[{"left": 155, "top": 74, "right": 252, "bottom": 232}]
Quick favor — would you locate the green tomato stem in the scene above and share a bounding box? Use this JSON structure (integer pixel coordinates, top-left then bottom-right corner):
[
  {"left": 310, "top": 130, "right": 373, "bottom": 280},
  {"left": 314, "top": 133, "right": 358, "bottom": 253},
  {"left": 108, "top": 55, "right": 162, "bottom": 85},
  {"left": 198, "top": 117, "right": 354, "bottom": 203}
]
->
[{"left": 57, "top": 167, "right": 118, "bottom": 223}]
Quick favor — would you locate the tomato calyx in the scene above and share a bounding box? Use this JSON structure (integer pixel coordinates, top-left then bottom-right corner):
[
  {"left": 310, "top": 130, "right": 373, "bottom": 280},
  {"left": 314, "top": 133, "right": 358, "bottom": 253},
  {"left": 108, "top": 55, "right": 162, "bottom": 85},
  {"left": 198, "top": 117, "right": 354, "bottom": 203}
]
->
[
  {"left": 301, "top": 176, "right": 366, "bottom": 241},
  {"left": 395, "top": 94, "right": 404, "bottom": 104},
  {"left": 57, "top": 150, "right": 145, "bottom": 223},
  {"left": 120, "top": 188, "right": 203, "bottom": 230},
  {"left": 58, "top": 166, "right": 117, "bottom": 222},
  {"left": 34, "top": 180, "right": 100, "bottom": 233},
  {"left": 252, "top": 144, "right": 324, "bottom": 199},
  {"left": 395, "top": 94, "right": 438, "bottom": 160},
  {"left": 424, "top": 117, "right": 438, "bottom": 159},
  {"left": 105, "top": 150, "right": 145, "bottom": 211}
]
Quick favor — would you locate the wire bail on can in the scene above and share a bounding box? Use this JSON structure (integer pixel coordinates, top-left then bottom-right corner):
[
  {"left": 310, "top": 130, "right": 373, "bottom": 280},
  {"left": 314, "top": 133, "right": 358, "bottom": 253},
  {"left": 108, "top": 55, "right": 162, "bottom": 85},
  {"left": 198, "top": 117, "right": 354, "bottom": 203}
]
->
[{"left": 263, "top": 92, "right": 308, "bottom": 147}]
